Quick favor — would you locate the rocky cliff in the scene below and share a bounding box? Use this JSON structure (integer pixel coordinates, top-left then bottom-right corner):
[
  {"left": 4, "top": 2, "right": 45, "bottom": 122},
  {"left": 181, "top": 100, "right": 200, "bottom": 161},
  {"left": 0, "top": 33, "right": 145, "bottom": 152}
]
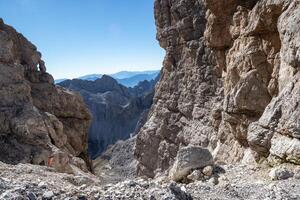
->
[
  {"left": 0, "top": 19, "right": 91, "bottom": 172},
  {"left": 135, "top": 0, "right": 300, "bottom": 178},
  {"left": 58, "top": 75, "right": 158, "bottom": 159}
]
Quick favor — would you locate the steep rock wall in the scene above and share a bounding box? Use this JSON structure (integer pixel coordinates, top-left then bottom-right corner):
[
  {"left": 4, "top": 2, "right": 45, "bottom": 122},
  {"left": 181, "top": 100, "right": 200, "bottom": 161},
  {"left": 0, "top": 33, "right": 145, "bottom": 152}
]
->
[
  {"left": 0, "top": 19, "right": 91, "bottom": 172},
  {"left": 135, "top": 0, "right": 300, "bottom": 177}
]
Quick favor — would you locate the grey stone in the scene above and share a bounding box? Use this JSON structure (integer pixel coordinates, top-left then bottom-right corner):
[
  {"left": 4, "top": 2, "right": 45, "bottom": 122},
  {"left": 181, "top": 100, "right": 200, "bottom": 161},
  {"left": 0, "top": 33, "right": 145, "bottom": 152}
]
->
[
  {"left": 27, "top": 192, "right": 37, "bottom": 200},
  {"left": 269, "top": 166, "right": 294, "bottom": 180},
  {"left": 169, "top": 146, "right": 214, "bottom": 181},
  {"left": 202, "top": 166, "right": 214, "bottom": 177},
  {"left": 187, "top": 170, "right": 203, "bottom": 181},
  {"left": 43, "top": 191, "right": 54, "bottom": 199}
]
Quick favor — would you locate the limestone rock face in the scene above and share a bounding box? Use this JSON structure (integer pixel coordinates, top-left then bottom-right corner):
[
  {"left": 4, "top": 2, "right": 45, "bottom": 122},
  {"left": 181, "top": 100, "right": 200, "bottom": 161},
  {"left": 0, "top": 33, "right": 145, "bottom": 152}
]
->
[
  {"left": 135, "top": 0, "right": 300, "bottom": 177},
  {"left": 0, "top": 19, "right": 91, "bottom": 172},
  {"left": 135, "top": 0, "right": 223, "bottom": 178},
  {"left": 248, "top": 72, "right": 300, "bottom": 163}
]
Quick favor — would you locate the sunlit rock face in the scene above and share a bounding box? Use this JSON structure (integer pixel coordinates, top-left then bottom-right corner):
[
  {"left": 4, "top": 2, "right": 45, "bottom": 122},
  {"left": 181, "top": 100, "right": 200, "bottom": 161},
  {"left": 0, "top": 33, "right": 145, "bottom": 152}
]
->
[
  {"left": 0, "top": 19, "right": 91, "bottom": 172},
  {"left": 135, "top": 0, "right": 300, "bottom": 178}
]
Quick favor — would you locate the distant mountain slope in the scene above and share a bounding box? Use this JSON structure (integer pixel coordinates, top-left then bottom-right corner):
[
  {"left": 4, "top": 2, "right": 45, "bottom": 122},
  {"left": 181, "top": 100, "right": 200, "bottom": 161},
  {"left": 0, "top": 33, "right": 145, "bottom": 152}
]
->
[
  {"left": 111, "top": 70, "right": 159, "bottom": 79},
  {"left": 116, "top": 73, "right": 159, "bottom": 87},
  {"left": 55, "top": 70, "right": 160, "bottom": 87},
  {"left": 58, "top": 74, "right": 159, "bottom": 159},
  {"left": 78, "top": 74, "right": 102, "bottom": 81},
  {"left": 54, "top": 78, "right": 67, "bottom": 84}
]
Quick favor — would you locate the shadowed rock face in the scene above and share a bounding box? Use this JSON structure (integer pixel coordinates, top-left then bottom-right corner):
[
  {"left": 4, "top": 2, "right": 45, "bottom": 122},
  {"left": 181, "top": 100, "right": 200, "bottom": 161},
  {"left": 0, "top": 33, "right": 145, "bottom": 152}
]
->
[
  {"left": 135, "top": 0, "right": 300, "bottom": 178},
  {"left": 0, "top": 19, "right": 91, "bottom": 172},
  {"left": 59, "top": 75, "right": 159, "bottom": 159}
]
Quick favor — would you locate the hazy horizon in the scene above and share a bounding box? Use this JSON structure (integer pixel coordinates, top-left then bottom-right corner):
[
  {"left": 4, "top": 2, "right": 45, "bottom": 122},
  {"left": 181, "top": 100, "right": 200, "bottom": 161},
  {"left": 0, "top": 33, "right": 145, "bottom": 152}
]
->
[{"left": 0, "top": 0, "right": 164, "bottom": 79}]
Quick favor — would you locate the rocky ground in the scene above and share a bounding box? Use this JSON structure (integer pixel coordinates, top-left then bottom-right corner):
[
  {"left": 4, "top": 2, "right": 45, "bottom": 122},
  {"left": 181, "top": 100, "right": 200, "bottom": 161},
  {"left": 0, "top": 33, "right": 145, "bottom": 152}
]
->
[
  {"left": 92, "top": 137, "right": 137, "bottom": 185},
  {"left": 1, "top": 161, "right": 299, "bottom": 200}
]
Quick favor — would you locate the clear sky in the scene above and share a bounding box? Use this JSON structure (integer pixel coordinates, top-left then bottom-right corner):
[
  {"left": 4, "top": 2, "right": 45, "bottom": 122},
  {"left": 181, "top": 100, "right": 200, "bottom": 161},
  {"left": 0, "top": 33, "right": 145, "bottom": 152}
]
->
[{"left": 0, "top": 0, "right": 164, "bottom": 79}]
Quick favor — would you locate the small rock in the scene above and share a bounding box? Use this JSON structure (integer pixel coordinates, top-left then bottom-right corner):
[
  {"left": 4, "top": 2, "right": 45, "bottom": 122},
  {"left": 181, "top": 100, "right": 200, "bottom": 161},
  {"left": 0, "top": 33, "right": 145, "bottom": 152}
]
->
[
  {"left": 202, "top": 166, "right": 214, "bottom": 177},
  {"left": 218, "top": 175, "right": 229, "bottom": 186},
  {"left": 1, "top": 178, "right": 10, "bottom": 182},
  {"left": 43, "top": 191, "right": 55, "bottom": 199},
  {"left": 168, "top": 182, "right": 193, "bottom": 200},
  {"left": 187, "top": 170, "right": 203, "bottom": 181},
  {"left": 78, "top": 194, "right": 87, "bottom": 200},
  {"left": 38, "top": 181, "right": 47, "bottom": 189},
  {"left": 78, "top": 184, "right": 87, "bottom": 190},
  {"left": 127, "top": 180, "right": 137, "bottom": 187},
  {"left": 27, "top": 192, "right": 37, "bottom": 200},
  {"left": 294, "top": 166, "right": 300, "bottom": 179},
  {"left": 208, "top": 176, "right": 218, "bottom": 185},
  {"left": 269, "top": 166, "right": 294, "bottom": 180}
]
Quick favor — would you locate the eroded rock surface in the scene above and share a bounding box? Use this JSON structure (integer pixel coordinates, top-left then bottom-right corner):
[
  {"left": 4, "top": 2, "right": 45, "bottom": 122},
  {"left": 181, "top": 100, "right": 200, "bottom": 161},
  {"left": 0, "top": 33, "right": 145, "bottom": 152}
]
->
[
  {"left": 135, "top": 0, "right": 300, "bottom": 178},
  {"left": 0, "top": 19, "right": 91, "bottom": 172}
]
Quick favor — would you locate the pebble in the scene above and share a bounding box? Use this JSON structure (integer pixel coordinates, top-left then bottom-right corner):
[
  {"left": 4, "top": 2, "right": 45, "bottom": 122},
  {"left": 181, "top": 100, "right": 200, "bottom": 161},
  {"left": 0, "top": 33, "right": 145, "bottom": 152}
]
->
[
  {"left": 203, "top": 166, "right": 214, "bottom": 177},
  {"left": 38, "top": 181, "right": 47, "bottom": 189},
  {"left": 43, "top": 191, "right": 54, "bottom": 199},
  {"left": 1, "top": 178, "right": 10, "bottom": 182},
  {"left": 208, "top": 176, "right": 218, "bottom": 185},
  {"left": 294, "top": 167, "right": 300, "bottom": 179},
  {"left": 27, "top": 192, "right": 37, "bottom": 200},
  {"left": 78, "top": 194, "right": 87, "bottom": 200},
  {"left": 187, "top": 170, "right": 202, "bottom": 181}
]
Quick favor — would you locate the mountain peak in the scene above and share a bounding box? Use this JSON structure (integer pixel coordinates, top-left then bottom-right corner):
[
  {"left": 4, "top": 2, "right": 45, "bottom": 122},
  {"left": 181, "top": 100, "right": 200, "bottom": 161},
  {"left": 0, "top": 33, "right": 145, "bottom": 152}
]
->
[{"left": 99, "top": 74, "right": 118, "bottom": 83}]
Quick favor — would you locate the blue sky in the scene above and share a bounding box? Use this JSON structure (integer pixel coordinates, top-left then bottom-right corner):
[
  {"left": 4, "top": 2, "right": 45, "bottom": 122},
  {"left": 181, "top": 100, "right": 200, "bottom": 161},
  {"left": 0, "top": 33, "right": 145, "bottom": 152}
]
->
[{"left": 0, "top": 0, "right": 164, "bottom": 79}]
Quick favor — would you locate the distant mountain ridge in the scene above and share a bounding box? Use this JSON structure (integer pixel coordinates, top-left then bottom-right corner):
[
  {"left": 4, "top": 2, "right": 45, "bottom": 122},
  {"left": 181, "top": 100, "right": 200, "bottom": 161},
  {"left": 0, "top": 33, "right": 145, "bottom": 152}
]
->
[
  {"left": 116, "top": 73, "right": 158, "bottom": 87},
  {"left": 58, "top": 74, "right": 160, "bottom": 159},
  {"left": 55, "top": 70, "right": 160, "bottom": 87}
]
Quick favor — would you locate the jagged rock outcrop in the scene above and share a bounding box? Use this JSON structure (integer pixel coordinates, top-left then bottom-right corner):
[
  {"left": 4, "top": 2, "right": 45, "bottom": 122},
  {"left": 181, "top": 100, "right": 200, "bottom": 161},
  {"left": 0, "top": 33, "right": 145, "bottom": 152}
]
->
[
  {"left": 135, "top": 0, "right": 300, "bottom": 178},
  {"left": 0, "top": 19, "right": 91, "bottom": 172},
  {"left": 59, "top": 75, "right": 158, "bottom": 159}
]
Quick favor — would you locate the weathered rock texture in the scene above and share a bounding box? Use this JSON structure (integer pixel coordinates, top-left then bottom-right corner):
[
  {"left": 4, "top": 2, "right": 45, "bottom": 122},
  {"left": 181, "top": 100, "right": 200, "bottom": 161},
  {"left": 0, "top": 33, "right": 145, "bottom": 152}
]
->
[
  {"left": 0, "top": 19, "right": 91, "bottom": 172},
  {"left": 59, "top": 75, "right": 158, "bottom": 159},
  {"left": 135, "top": 0, "right": 300, "bottom": 177}
]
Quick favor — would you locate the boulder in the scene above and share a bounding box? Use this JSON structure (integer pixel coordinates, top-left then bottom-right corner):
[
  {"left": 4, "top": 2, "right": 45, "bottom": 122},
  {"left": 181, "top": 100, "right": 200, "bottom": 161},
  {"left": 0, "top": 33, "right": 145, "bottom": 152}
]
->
[
  {"left": 269, "top": 166, "right": 294, "bottom": 180},
  {"left": 169, "top": 146, "right": 214, "bottom": 181}
]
